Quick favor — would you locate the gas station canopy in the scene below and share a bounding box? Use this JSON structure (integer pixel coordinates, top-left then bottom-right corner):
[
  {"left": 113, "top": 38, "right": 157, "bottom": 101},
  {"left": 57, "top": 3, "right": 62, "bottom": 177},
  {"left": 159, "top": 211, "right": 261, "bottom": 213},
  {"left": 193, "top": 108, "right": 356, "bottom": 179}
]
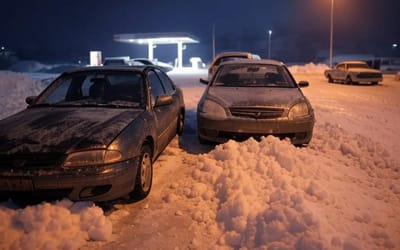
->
[{"left": 113, "top": 32, "right": 199, "bottom": 68}]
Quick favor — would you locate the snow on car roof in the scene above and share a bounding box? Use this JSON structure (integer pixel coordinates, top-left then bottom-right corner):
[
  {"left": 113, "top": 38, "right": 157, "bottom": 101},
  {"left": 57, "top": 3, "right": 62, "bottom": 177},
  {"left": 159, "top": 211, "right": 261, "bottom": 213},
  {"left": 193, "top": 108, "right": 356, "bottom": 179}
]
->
[{"left": 219, "top": 59, "right": 285, "bottom": 66}]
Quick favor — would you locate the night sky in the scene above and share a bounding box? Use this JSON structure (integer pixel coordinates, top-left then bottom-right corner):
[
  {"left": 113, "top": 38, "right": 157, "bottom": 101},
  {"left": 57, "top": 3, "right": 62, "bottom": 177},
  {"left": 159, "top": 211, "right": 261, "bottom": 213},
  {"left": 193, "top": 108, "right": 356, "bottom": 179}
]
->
[{"left": 1, "top": 0, "right": 399, "bottom": 64}]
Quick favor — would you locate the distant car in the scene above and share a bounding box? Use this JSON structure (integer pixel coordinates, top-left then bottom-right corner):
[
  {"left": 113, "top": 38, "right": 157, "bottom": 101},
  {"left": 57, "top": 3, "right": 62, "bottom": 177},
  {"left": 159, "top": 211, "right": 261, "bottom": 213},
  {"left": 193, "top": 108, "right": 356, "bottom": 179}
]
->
[
  {"left": 197, "top": 59, "right": 315, "bottom": 145},
  {"left": 103, "top": 57, "right": 143, "bottom": 66},
  {"left": 132, "top": 58, "right": 174, "bottom": 72},
  {"left": 207, "top": 52, "right": 261, "bottom": 79},
  {"left": 0, "top": 65, "right": 185, "bottom": 202},
  {"left": 324, "top": 60, "right": 383, "bottom": 85}
]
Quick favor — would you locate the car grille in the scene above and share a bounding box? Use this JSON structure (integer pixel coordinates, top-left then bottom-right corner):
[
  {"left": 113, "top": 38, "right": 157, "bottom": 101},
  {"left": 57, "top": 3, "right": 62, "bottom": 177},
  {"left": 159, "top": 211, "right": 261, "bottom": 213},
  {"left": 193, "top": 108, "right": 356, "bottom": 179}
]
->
[
  {"left": 357, "top": 73, "right": 382, "bottom": 78},
  {"left": 229, "top": 107, "right": 285, "bottom": 119},
  {"left": 0, "top": 153, "right": 65, "bottom": 170},
  {"left": 218, "top": 131, "right": 295, "bottom": 141}
]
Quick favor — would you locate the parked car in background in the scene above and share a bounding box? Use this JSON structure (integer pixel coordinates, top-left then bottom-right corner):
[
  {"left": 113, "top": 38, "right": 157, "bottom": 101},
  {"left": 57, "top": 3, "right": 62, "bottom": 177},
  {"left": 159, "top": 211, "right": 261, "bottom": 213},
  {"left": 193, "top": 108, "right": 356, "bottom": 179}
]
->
[
  {"left": 0, "top": 65, "right": 185, "bottom": 203},
  {"left": 207, "top": 52, "right": 261, "bottom": 79},
  {"left": 132, "top": 58, "right": 174, "bottom": 72},
  {"left": 324, "top": 60, "right": 383, "bottom": 85},
  {"left": 103, "top": 57, "right": 143, "bottom": 66},
  {"left": 197, "top": 59, "right": 315, "bottom": 145}
]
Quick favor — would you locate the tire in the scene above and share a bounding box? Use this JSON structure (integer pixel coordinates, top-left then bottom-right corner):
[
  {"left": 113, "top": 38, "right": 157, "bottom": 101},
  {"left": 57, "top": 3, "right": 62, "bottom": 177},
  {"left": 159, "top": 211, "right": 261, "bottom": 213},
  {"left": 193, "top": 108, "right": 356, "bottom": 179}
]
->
[
  {"left": 371, "top": 81, "right": 378, "bottom": 85},
  {"left": 198, "top": 135, "right": 215, "bottom": 145},
  {"left": 130, "top": 145, "right": 153, "bottom": 200},
  {"left": 345, "top": 76, "right": 353, "bottom": 85},
  {"left": 177, "top": 111, "right": 185, "bottom": 135},
  {"left": 327, "top": 75, "right": 333, "bottom": 83}
]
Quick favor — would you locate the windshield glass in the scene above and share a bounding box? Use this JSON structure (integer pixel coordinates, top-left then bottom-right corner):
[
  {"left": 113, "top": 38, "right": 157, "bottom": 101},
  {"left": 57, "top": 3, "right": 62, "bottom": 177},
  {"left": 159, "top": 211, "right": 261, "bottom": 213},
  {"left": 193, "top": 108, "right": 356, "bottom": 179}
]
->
[
  {"left": 213, "top": 63, "right": 296, "bottom": 87},
  {"left": 34, "top": 71, "right": 145, "bottom": 108}
]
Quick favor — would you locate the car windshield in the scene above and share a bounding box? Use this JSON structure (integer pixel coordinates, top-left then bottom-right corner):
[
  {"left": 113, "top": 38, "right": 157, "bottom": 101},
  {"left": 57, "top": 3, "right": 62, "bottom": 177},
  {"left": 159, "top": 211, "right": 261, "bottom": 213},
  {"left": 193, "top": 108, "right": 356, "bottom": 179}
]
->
[
  {"left": 213, "top": 64, "right": 296, "bottom": 88},
  {"left": 33, "top": 71, "right": 145, "bottom": 108}
]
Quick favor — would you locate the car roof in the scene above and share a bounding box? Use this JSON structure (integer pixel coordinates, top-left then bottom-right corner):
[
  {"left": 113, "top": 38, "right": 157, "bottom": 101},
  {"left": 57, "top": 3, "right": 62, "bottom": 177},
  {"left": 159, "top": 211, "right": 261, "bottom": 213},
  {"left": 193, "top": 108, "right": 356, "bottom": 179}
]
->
[
  {"left": 338, "top": 60, "right": 368, "bottom": 64},
  {"left": 61, "top": 65, "right": 159, "bottom": 74},
  {"left": 218, "top": 59, "right": 285, "bottom": 67},
  {"left": 215, "top": 52, "right": 255, "bottom": 58}
]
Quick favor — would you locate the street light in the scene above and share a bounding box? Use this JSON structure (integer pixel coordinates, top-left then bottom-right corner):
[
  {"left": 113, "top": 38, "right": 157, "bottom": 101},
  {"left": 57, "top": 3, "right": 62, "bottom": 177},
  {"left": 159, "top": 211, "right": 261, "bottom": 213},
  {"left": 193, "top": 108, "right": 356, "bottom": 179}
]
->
[
  {"left": 268, "top": 29, "right": 272, "bottom": 59},
  {"left": 329, "top": 0, "right": 334, "bottom": 68}
]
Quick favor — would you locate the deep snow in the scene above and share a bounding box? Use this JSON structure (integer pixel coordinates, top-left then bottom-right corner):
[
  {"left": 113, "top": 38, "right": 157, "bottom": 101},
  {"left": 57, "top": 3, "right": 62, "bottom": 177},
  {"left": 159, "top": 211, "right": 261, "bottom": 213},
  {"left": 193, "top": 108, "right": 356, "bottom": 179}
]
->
[{"left": 0, "top": 64, "right": 399, "bottom": 250}]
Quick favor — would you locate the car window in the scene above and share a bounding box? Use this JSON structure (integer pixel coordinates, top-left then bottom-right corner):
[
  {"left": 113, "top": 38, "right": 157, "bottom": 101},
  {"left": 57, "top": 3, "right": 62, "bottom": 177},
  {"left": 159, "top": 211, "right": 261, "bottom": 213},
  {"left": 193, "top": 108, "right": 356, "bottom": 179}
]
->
[
  {"left": 213, "top": 64, "right": 295, "bottom": 88},
  {"left": 148, "top": 70, "right": 166, "bottom": 106},
  {"left": 348, "top": 63, "right": 369, "bottom": 69},
  {"left": 337, "top": 64, "right": 345, "bottom": 70},
  {"left": 155, "top": 69, "right": 175, "bottom": 94},
  {"left": 36, "top": 71, "right": 144, "bottom": 108}
]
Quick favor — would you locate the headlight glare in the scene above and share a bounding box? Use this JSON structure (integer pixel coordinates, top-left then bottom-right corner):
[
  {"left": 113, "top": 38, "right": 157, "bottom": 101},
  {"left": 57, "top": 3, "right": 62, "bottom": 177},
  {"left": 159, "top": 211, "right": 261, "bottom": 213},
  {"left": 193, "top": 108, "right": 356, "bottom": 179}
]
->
[
  {"left": 288, "top": 102, "right": 309, "bottom": 119},
  {"left": 63, "top": 150, "right": 122, "bottom": 167},
  {"left": 200, "top": 99, "right": 227, "bottom": 119}
]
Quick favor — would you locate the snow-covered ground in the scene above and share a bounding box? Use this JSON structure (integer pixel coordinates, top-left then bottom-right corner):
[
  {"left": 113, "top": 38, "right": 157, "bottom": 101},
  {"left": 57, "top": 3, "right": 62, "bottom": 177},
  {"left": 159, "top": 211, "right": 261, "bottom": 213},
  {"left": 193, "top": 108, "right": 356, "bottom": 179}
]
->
[{"left": 0, "top": 64, "right": 399, "bottom": 250}]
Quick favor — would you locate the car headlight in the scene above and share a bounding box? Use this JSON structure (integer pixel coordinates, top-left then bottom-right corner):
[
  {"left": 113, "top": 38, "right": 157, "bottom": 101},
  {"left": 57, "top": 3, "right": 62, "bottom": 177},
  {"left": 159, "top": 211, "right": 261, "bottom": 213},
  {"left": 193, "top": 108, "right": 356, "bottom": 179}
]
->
[
  {"left": 199, "top": 99, "right": 227, "bottom": 119},
  {"left": 288, "top": 102, "right": 309, "bottom": 119},
  {"left": 63, "top": 150, "right": 122, "bottom": 167}
]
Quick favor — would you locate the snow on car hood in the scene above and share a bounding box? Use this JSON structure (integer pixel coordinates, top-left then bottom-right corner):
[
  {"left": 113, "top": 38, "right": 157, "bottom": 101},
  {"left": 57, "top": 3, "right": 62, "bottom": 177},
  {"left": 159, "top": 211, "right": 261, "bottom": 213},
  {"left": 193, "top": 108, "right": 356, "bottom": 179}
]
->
[
  {"left": 206, "top": 86, "right": 306, "bottom": 108},
  {"left": 0, "top": 107, "right": 142, "bottom": 154}
]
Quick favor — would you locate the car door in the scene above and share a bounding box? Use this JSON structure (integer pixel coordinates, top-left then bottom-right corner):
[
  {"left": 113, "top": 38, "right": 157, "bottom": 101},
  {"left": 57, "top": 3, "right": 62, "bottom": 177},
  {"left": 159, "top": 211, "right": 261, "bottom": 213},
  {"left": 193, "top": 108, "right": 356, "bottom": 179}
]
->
[
  {"left": 147, "top": 69, "right": 177, "bottom": 152},
  {"left": 335, "top": 63, "right": 347, "bottom": 80}
]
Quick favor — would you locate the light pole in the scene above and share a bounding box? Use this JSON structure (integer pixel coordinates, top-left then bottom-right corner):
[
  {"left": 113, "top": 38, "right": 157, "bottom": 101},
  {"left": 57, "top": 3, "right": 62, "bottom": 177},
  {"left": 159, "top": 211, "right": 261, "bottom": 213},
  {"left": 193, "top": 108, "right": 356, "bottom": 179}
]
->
[
  {"left": 329, "top": 0, "right": 334, "bottom": 68},
  {"left": 268, "top": 30, "right": 272, "bottom": 59}
]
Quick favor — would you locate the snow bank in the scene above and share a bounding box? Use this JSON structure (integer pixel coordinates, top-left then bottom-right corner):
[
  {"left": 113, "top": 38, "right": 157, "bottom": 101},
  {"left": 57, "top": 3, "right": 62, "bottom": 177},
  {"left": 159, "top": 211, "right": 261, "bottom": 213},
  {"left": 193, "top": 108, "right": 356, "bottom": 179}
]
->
[
  {"left": 0, "top": 199, "right": 112, "bottom": 250},
  {"left": 169, "top": 125, "right": 399, "bottom": 249},
  {"left": 0, "top": 71, "right": 47, "bottom": 119},
  {"left": 288, "top": 63, "right": 329, "bottom": 74}
]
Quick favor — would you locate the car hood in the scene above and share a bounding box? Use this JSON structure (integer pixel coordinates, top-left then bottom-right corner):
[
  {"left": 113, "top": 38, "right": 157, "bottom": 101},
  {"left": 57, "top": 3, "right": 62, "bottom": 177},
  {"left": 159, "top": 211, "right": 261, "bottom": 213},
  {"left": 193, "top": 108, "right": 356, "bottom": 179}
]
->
[
  {"left": 206, "top": 86, "right": 306, "bottom": 108},
  {"left": 0, "top": 107, "right": 143, "bottom": 154}
]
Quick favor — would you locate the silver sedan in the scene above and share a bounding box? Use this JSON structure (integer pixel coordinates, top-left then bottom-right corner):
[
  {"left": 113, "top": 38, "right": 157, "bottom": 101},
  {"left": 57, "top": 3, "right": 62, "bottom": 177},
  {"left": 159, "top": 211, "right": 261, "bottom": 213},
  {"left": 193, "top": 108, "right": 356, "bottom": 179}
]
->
[{"left": 197, "top": 59, "right": 315, "bottom": 145}]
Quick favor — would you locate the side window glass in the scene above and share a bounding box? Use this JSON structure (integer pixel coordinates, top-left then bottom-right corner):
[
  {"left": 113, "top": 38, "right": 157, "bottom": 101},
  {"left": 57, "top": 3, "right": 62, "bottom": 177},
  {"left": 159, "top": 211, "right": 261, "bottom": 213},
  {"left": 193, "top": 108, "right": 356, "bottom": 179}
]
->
[
  {"left": 156, "top": 69, "right": 175, "bottom": 94},
  {"left": 148, "top": 70, "right": 165, "bottom": 106}
]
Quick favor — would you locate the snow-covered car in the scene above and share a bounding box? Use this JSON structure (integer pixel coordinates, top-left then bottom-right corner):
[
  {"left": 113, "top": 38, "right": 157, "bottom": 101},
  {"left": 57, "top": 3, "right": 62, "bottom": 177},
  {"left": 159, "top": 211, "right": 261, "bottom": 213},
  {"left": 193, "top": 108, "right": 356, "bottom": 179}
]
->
[
  {"left": 197, "top": 59, "right": 315, "bottom": 145},
  {"left": 207, "top": 52, "right": 261, "bottom": 79},
  {"left": 324, "top": 60, "right": 383, "bottom": 85},
  {"left": 132, "top": 58, "right": 174, "bottom": 72},
  {"left": 0, "top": 65, "right": 185, "bottom": 202}
]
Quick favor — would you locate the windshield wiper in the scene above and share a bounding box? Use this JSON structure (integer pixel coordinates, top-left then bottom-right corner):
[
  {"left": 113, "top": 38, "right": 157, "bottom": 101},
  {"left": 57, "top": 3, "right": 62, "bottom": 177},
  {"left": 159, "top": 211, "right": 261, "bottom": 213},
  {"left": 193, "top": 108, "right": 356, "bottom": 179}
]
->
[{"left": 30, "top": 103, "right": 53, "bottom": 107}]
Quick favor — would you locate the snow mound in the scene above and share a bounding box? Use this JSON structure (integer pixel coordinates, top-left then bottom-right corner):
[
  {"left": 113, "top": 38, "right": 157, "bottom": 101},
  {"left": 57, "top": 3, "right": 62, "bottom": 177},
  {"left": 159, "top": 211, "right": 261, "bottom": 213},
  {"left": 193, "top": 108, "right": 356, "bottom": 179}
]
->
[
  {"left": 0, "top": 71, "right": 47, "bottom": 119},
  {"left": 172, "top": 129, "right": 399, "bottom": 249},
  {"left": 0, "top": 199, "right": 112, "bottom": 250},
  {"left": 288, "top": 63, "right": 329, "bottom": 74}
]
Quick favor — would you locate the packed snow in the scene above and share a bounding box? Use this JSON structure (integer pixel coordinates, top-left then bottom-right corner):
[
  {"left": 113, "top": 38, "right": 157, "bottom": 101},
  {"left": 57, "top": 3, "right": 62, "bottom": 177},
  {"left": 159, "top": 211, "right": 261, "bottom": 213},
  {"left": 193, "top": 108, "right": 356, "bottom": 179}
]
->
[{"left": 0, "top": 63, "right": 399, "bottom": 250}]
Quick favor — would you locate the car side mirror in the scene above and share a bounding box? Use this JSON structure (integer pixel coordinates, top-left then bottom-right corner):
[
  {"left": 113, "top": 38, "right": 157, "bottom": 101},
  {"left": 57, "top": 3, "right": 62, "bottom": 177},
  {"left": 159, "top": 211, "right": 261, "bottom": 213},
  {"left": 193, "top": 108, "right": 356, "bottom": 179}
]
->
[
  {"left": 199, "top": 78, "right": 209, "bottom": 85},
  {"left": 25, "top": 96, "right": 37, "bottom": 105},
  {"left": 155, "top": 94, "right": 173, "bottom": 107},
  {"left": 297, "top": 81, "right": 309, "bottom": 88}
]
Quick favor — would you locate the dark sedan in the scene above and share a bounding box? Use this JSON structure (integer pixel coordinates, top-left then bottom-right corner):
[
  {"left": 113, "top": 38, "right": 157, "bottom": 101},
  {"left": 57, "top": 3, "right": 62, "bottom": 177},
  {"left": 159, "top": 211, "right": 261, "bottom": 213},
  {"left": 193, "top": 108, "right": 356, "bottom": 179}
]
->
[
  {"left": 197, "top": 59, "right": 315, "bottom": 145},
  {"left": 0, "top": 65, "right": 185, "bottom": 202}
]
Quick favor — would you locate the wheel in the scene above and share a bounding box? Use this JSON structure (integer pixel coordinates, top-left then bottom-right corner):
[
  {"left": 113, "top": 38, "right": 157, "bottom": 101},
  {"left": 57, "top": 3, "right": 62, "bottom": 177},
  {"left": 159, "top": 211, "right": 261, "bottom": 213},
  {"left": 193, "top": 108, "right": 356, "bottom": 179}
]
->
[
  {"left": 371, "top": 81, "right": 378, "bottom": 85},
  {"left": 345, "top": 76, "right": 353, "bottom": 84},
  {"left": 130, "top": 145, "right": 153, "bottom": 200},
  {"left": 177, "top": 111, "right": 185, "bottom": 135},
  {"left": 327, "top": 75, "right": 333, "bottom": 83},
  {"left": 198, "top": 135, "right": 215, "bottom": 145}
]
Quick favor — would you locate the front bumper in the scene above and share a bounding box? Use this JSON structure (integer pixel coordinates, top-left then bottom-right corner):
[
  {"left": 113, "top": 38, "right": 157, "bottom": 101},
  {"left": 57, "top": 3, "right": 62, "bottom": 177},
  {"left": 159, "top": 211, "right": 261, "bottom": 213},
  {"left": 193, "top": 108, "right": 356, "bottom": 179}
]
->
[
  {"left": 197, "top": 114, "right": 314, "bottom": 145},
  {"left": 0, "top": 157, "right": 139, "bottom": 202}
]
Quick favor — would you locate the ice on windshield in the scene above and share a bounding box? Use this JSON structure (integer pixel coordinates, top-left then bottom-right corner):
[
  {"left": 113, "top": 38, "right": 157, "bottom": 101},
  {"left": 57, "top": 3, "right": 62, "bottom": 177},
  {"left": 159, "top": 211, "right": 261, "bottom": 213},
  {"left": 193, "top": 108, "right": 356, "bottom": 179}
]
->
[{"left": 214, "top": 64, "right": 295, "bottom": 87}]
